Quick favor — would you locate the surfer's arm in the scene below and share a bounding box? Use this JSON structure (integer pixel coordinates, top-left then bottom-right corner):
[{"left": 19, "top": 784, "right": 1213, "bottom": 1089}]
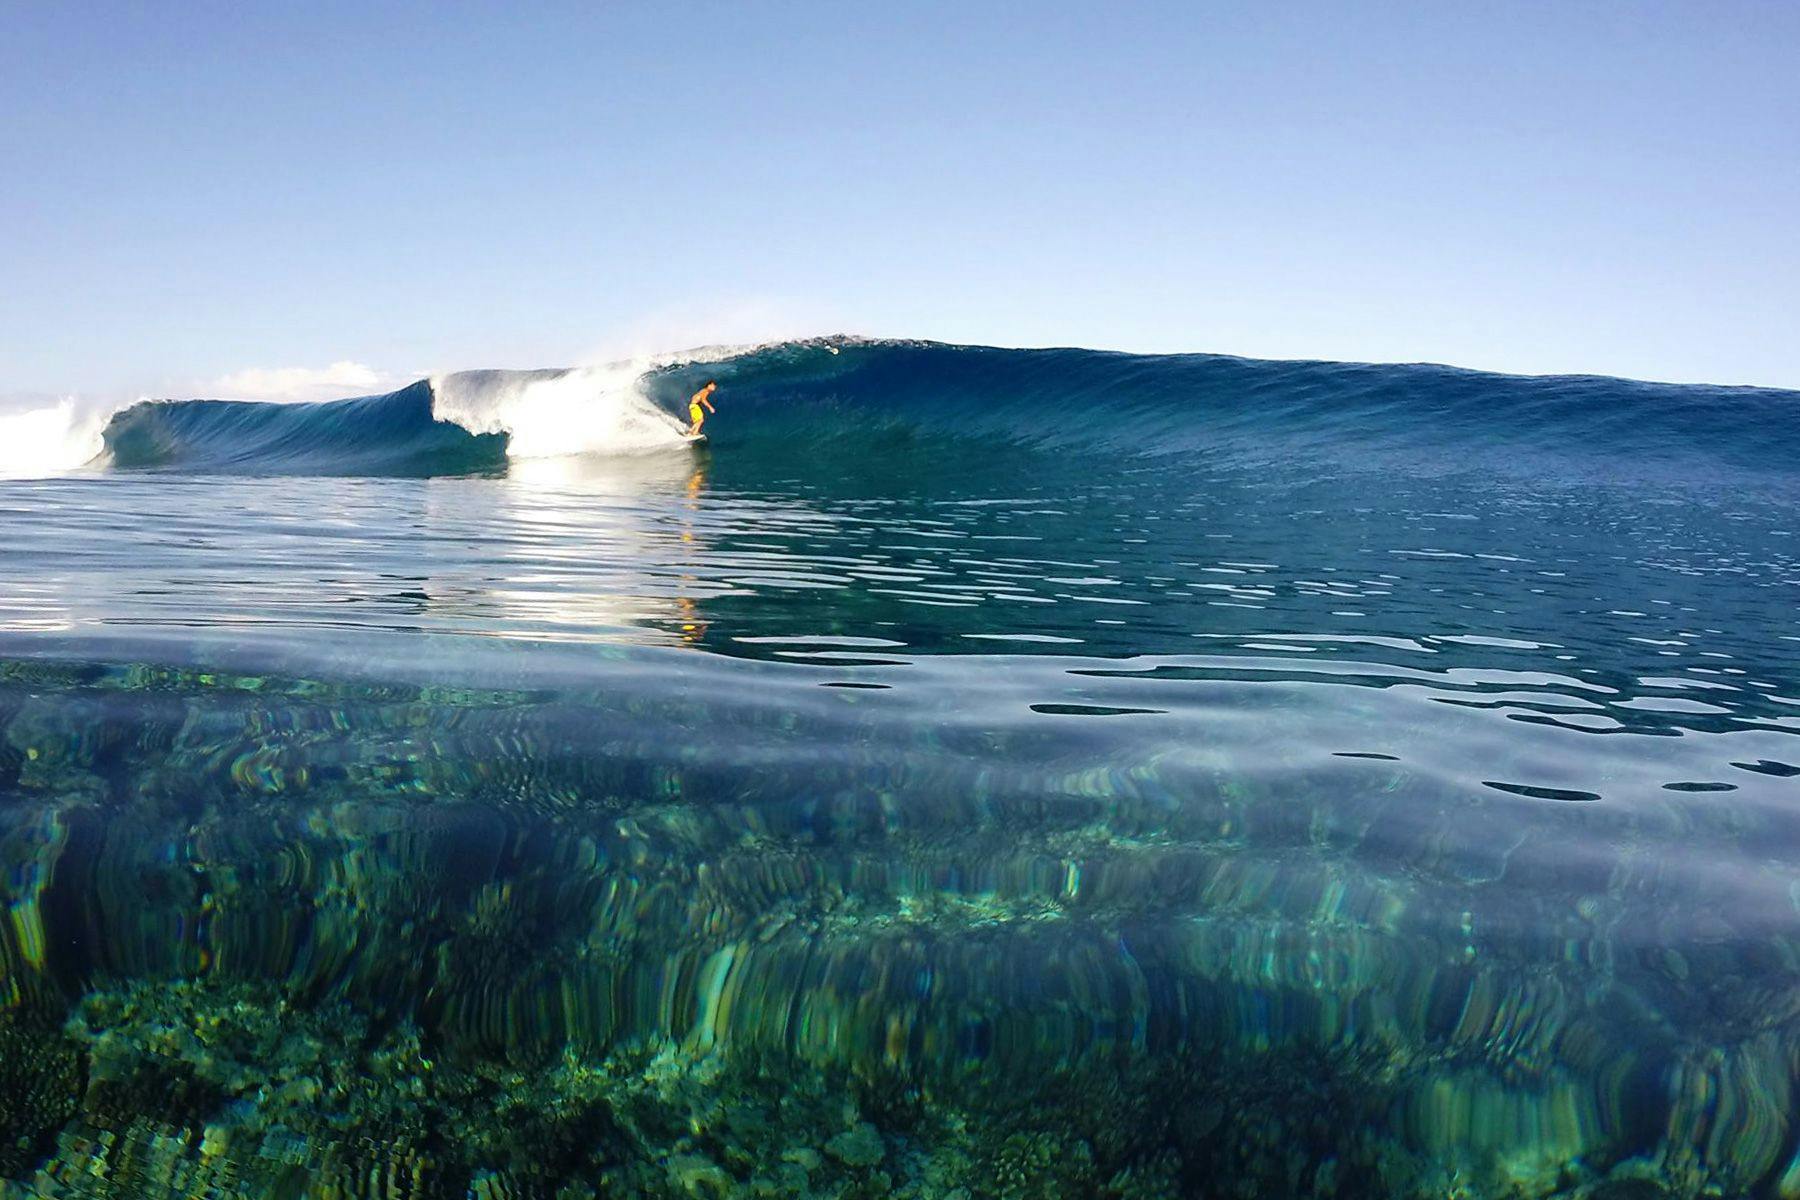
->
[{"left": 701, "top": 397, "right": 716, "bottom": 413}]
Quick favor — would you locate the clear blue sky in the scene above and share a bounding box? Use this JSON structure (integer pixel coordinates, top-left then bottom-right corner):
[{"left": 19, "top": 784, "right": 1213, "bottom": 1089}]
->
[{"left": 3, "top": 1, "right": 1796, "bottom": 398}]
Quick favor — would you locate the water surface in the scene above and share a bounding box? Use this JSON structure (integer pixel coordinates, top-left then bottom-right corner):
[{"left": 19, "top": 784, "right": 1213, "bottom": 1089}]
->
[{"left": 2, "top": 341, "right": 1797, "bottom": 1198}]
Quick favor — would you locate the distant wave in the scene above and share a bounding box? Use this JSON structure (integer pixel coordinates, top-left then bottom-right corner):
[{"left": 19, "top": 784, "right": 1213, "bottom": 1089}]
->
[
  {"left": 42, "top": 338, "right": 1800, "bottom": 479},
  {"left": 100, "top": 382, "right": 507, "bottom": 475}
]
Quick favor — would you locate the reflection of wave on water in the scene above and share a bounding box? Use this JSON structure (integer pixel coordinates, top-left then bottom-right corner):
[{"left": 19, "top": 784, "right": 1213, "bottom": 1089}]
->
[
  {"left": 421, "top": 453, "right": 729, "bottom": 646},
  {"left": 1, "top": 463, "right": 1794, "bottom": 739}
]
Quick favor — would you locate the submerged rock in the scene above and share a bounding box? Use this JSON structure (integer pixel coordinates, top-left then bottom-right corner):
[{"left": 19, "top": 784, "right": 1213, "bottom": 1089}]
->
[
  {"left": 826, "top": 1122, "right": 886, "bottom": 1168},
  {"left": 0, "top": 1015, "right": 83, "bottom": 1179}
]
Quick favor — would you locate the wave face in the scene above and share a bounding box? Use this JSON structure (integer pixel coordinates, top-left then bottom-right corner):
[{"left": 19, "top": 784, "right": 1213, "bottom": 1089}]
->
[
  {"left": 86, "top": 339, "right": 1799, "bottom": 480},
  {"left": 649, "top": 339, "right": 1800, "bottom": 483}
]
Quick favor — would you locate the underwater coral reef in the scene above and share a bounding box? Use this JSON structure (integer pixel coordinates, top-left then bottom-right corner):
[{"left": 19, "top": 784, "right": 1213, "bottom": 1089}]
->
[{"left": 5, "top": 657, "right": 1798, "bottom": 1198}]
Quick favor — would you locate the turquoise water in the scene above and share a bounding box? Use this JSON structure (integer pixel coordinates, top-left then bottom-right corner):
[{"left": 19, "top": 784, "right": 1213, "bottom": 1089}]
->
[{"left": 2, "top": 341, "right": 1798, "bottom": 1198}]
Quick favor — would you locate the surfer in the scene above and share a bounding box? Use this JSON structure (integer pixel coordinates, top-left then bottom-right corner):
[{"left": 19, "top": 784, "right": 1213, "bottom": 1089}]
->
[{"left": 686, "top": 381, "right": 717, "bottom": 437}]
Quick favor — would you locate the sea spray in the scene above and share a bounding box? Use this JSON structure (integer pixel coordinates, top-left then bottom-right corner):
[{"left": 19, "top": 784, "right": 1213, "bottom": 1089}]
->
[
  {"left": 431, "top": 363, "right": 690, "bottom": 458},
  {"left": 0, "top": 399, "right": 107, "bottom": 476}
]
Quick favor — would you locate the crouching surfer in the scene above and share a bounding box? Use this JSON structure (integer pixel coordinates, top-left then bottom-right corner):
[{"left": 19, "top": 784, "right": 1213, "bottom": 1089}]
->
[{"left": 687, "top": 381, "right": 718, "bottom": 437}]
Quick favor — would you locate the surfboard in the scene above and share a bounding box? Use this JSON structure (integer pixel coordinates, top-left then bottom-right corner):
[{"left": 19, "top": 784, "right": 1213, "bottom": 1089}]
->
[{"left": 681, "top": 433, "right": 707, "bottom": 446}]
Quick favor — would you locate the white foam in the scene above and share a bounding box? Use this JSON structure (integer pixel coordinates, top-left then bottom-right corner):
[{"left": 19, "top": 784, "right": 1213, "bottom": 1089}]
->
[
  {"left": 0, "top": 399, "right": 108, "bottom": 477},
  {"left": 430, "top": 361, "right": 690, "bottom": 458},
  {"left": 428, "top": 339, "right": 807, "bottom": 459}
]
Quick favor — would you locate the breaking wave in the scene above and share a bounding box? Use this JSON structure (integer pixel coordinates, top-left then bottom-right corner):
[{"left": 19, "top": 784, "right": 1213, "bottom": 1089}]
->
[{"left": 36, "top": 338, "right": 1800, "bottom": 480}]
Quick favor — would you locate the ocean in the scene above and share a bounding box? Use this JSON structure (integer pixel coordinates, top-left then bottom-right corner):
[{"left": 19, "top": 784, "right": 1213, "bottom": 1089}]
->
[{"left": 2, "top": 338, "right": 1797, "bottom": 1198}]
